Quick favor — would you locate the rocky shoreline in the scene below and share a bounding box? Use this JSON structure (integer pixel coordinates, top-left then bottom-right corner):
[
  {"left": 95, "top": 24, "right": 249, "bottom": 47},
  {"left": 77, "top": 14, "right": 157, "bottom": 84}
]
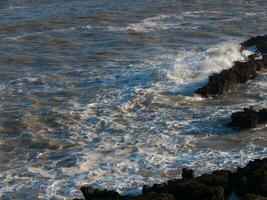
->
[
  {"left": 74, "top": 158, "right": 267, "bottom": 200},
  {"left": 73, "top": 36, "right": 267, "bottom": 200}
]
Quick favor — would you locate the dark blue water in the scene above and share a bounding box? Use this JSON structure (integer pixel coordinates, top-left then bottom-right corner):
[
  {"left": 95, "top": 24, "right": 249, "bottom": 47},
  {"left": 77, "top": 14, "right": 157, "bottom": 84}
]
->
[{"left": 0, "top": 1, "right": 267, "bottom": 199}]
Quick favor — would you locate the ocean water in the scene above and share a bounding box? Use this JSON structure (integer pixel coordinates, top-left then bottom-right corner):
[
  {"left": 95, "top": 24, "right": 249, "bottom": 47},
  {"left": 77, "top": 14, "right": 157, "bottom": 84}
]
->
[{"left": 0, "top": 1, "right": 267, "bottom": 199}]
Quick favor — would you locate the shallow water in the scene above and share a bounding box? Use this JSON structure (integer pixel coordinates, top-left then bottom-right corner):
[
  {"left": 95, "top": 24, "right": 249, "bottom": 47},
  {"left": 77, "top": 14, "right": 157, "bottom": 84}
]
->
[{"left": 0, "top": 1, "right": 267, "bottom": 199}]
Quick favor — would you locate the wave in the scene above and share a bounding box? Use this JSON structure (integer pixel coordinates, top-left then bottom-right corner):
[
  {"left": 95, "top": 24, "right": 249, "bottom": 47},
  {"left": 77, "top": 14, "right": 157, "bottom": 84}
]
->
[
  {"left": 162, "top": 41, "right": 253, "bottom": 93},
  {"left": 107, "top": 14, "right": 198, "bottom": 33},
  {"left": 105, "top": 11, "right": 237, "bottom": 33}
]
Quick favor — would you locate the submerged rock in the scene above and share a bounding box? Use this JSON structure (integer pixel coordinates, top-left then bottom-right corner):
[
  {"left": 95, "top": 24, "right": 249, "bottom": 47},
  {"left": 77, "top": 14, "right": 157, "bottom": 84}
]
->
[
  {"left": 196, "top": 35, "right": 267, "bottom": 97},
  {"left": 228, "top": 107, "right": 267, "bottom": 129},
  {"left": 75, "top": 158, "right": 267, "bottom": 200}
]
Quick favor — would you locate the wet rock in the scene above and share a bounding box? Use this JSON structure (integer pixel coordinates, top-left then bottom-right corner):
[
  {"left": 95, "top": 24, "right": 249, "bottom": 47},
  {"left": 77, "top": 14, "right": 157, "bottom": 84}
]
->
[
  {"left": 166, "top": 179, "right": 225, "bottom": 200},
  {"left": 229, "top": 158, "right": 267, "bottom": 197},
  {"left": 195, "top": 59, "right": 267, "bottom": 97},
  {"left": 228, "top": 107, "right": 267, "bottom": 129},
  {"left": 127, "top": 192, "right": 175, "bottom": 200},
  {"left": 259, "top": 108, "right": 267, "bottom": 123},
  {"left": 244, "top": 194, "right": 267, "bottom": 200},
  {"left": 181, "top": 167, "right": 194, "bottom": 179},
  {"left": 75, "top": 158, "right": 267, "bottom": 200},
  {"left": 81, "top": 186, "right": 120, "bottom": 200},
  {"left": 241, "top": 35, "right": 267, "bottom": 55},
  {"left": 142, "top": 182, "right": 168, "bottom": 194},
  {"left": 228, "top": 107, "right": 259, "bottom": 129},
  {"left": 196, "top": 35, "right": 267, "bottom": 97}
]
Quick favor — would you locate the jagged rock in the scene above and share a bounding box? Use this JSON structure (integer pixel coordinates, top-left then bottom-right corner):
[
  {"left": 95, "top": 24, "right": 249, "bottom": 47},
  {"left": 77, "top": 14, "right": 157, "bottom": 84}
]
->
[
  {"left": 181, "top": 167, "right": 194, "bottom": 179},
  {"left": 81, "top": 186, "right": 120, "bottom": 200},
  {"left": 195, "top": 59, "right": 267, "bottom": 97},
  {"left": 241, "top": 35, "right": 267, "bottom": 55},
  {"left": 259, "top": 108, "right": 267, "bottom": 123},
  {"left": 228, "top": 107, "right": 267, "bottom": 129},
  {"left": 229, "top": 158, "right": 267, "bottom": 197},
  {"left": 196, "top": 35, "right": 267, "bottom": 97},
  {"left": 75, "top": 158, "right": 267, "bottom": 200}
]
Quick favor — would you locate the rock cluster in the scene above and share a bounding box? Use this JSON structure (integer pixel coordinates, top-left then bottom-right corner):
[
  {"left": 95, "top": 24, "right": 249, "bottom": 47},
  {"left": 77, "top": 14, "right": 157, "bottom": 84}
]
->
[
  {"left": 74, "top": 158, "right": 267, "bottom": 200},
  {"left": 195, "top": 59, "right": 267, "bottom": 97},
  {"left": 228, "top": 107, "right": 267, "bottom": 129},
  {"left": 196, "top": 35, "right": 267, "bottom": 97}
]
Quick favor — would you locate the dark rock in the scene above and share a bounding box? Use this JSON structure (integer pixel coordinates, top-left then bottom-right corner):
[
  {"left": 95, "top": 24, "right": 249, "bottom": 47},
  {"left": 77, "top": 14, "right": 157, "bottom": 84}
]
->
[
  {"left": 75, "top": 158, "right": 267, "bottom": 200},
  {"left": 196, "top": 35, "right": 267, "bottom": 97},
  {"left": 81, "top": 186, "right": 120, "bottom": 200},
  {"left": 228, "top": 107, "right": 259, "bottom": 129},
  {"left": 127, "top": 192, "right": 175, "bottom": 200},
  {"left": 181, "top": 168, "right": 194, "bottom": 179},
  {"left": 241, "top": 35, "right": 267, "bottom": 55},
  {"left": 259, "top": 109, "right": 267, "bottom": 123},
  {"left": 244, "top": 194, "right": 267, "bottom": 200},
  {"left": 143, "top": 182, "right": 168, "bottom": 194},
  {"left": 229, "top": 158, "right": 267, "bottom": 197},
  {"left": 228, "top": 107, "right": 267, "bottom": 129},
  {"left": 195, "top": 59, "right": 267, "bottom": 97}
]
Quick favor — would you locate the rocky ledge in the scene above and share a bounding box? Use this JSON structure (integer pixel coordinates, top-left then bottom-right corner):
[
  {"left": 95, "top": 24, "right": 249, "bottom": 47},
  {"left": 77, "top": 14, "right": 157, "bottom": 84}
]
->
[
  {"left": 196, "top": 35, "right": 267, "bottom": 97},
  {"left": 74, "top": 158, "right": 267, "bottom": 200},
  {"left": 228, "top": 107, "right": 267, "bottom": 129}
]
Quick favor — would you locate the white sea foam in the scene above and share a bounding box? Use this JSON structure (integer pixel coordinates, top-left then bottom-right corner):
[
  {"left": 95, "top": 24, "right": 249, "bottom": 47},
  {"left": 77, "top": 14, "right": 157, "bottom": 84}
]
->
[
  {"left": 164, "top": 42, "right": 253, "bottom": 93},
  {"left": 1, "top": 37, "right": 265, "bottom": 200},
  {"left": 52, "top": 85, "right": 267, "bottom": 198},
  {"left": 27, "top": 167, "right": 53, "bottom": 178},
  {"left": 5, "top": 6, "right": 27, "bottom": 10},
  {"left": 43, "top": 143, "right": 267, "bottom": 197},
  {"left": 106, "top": 11, "right": 231, "bottom": 33},
  {"left": 3, "top": 27, "right": 75, "bottom": 41},
  {"left": 107, "top": 14, "right": 199, "bottom": 33},
  {"left": 245, "top": 11, "right": 266, "bottom": 16}
]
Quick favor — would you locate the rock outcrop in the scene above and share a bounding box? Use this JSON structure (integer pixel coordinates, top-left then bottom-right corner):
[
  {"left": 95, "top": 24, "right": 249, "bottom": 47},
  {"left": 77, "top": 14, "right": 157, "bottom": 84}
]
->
[
  {"left": 228, "top": 107, "right": 267, "bottom": 129},
  {"left": 196, "top": 35, "right": 267, "bottom": 97},
  {"left": 75, "top": 158, "right": 267, "bottom": 200},
  {"left": 241, "top": 35, "right": 267, "bottom": 55}
]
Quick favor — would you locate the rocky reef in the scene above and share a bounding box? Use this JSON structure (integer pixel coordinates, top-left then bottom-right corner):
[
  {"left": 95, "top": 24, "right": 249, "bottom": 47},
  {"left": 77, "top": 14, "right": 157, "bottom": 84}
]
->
[
  {"left": 228, "top": 107, "right": 267, "bottom": 129},
  {"left": 196, "top": 35, "right": 267, "bottom": 97},
  {"left": 74, "top": 158, "right": 267, "bottom": 200}
]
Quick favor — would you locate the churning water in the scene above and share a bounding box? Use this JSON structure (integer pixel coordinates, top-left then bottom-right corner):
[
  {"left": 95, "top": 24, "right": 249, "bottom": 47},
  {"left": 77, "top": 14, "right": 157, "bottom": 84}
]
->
[{"left": 0, "top": 1, "right": 267, "bottom": 199}]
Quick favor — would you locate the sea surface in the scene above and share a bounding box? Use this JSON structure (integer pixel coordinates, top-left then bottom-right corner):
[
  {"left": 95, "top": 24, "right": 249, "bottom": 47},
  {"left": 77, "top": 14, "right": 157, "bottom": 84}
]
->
[{"left": 0, "top": 1, "right": 267, "bottom": 199}]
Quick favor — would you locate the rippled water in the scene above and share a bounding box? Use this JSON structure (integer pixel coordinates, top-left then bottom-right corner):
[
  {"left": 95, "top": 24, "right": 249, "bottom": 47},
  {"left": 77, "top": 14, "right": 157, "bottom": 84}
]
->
[{"left": 0, "top": 1, "right": 267, "bottom": 199}]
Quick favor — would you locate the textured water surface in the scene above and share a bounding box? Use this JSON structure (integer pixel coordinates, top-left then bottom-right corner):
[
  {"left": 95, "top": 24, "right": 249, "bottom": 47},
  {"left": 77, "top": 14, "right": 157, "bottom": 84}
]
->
[{"left": 0, "top": 1, "right": 267, "bottom": 199}]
